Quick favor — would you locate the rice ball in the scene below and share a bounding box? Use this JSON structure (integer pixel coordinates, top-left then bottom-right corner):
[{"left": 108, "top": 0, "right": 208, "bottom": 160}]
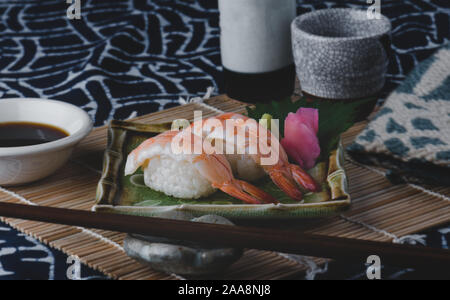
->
[{"left": 143, "top": 156, "right": 216, "bottom": 199}]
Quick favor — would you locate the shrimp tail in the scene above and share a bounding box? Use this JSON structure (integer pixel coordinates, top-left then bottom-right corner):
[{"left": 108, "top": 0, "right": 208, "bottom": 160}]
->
[
  {"left": 219, "top": 182, "right": 263, "bottom": 205},
  {"left": 268, "top": 170, "right": 304, "bottom": 202},
  {"left": 290, "top": 164, "right": 321, "bottom": 193},
  {"left": 237, "top": 180, "right": 279, "bottom": 204}
]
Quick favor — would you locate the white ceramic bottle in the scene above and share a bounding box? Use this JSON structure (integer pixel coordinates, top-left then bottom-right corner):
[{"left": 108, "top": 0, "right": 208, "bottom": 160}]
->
[{"left": 219, "top": 0, "right": 297, "bottom": 103}]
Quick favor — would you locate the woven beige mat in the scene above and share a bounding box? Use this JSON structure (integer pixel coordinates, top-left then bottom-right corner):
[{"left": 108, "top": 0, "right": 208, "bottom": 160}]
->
[{"left": 1, "top": 96, "right": 448, "bottom": 279}]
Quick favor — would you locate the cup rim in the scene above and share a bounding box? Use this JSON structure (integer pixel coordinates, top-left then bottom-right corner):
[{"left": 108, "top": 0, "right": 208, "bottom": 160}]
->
[
  {"left": 292, "top": 8, "right": 391, "bottom": 42},
  {"left": 0, "top": 98, "right": 93, "bottom": 157}
]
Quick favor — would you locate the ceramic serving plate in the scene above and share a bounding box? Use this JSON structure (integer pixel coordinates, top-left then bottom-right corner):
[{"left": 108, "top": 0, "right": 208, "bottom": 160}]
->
[{"left": 93, "top": 120, "right": 351, "bottom": 219}]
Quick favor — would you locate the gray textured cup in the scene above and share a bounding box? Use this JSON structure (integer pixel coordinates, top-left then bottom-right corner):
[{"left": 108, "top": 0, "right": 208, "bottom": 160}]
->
[{"left": 292, "top": 8, "right": 391, "bottom": 99}]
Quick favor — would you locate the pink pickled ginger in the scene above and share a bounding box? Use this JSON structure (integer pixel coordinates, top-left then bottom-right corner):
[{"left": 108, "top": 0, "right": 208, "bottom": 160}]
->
[{"left": 281, "top": 108, "right": 320, "bottom": 170}]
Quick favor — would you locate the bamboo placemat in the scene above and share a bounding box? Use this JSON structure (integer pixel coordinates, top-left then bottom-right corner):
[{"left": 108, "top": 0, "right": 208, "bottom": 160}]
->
[{"left": 0, "top": 95, "right": 449, "bottom": 280}]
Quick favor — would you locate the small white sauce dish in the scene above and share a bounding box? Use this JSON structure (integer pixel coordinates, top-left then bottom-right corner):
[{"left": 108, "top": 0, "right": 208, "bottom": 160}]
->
[{"left": 0, "top": 98, "right": 93, "bottom": 186}]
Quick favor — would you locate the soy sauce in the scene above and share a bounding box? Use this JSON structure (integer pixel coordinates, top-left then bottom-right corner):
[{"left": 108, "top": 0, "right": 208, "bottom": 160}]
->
[{"left": 0, "top": 122, "right": 69, "bottom": 147}]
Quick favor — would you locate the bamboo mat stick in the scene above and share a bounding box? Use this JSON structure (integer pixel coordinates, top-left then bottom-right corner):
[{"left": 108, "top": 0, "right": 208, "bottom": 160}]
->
[{"left": 0, "top": 202, "right": 448, "bottom": 271}]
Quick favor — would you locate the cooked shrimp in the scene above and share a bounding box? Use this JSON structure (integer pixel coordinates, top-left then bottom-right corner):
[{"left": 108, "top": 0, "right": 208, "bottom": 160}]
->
[
  {"left": 125, "top": 130, "right": 277, "bottom": 205},
  {"left": 188, "top": 112, "right": 320, "bottom": 201}
]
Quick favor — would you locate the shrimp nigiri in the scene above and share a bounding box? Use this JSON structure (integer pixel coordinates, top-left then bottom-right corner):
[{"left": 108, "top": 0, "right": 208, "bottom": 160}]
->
[
  {"left": 125, "top": 130, "right": 277, "bottom": 204},
  {"left": 188, "top": 113, "right": 320, "bottom": 201}
]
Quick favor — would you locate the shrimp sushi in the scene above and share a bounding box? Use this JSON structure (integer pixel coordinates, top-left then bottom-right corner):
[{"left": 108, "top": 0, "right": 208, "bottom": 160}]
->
[
  {"left": 189, "top": 113, "right": 320, "bottom": 201},
  {"left": 124, "top": 130, "right": 277, "bottom": 204}
]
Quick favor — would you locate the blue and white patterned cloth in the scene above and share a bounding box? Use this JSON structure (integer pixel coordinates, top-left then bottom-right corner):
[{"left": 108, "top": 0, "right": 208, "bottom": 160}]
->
[
  {"left": 0, "top": 0, "right": 449, "bottom": 280},
  {"left": 348, "top": 43, "right": 450, "bottom": 186}
]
